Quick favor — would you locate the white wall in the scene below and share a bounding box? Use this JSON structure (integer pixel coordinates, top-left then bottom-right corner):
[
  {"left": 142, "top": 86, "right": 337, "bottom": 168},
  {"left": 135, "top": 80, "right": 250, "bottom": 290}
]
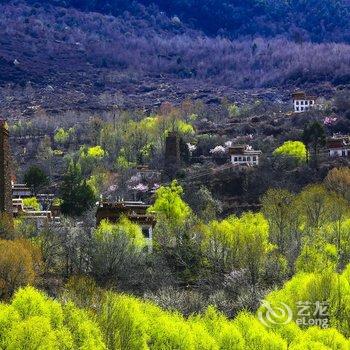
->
[
  {"left": 294, "top": 99, "right": 315, "bottom": 113},
  {"left": 329, "top": 149, "right": 349, "bottom": 157},
  {"left": 231, "top": 154, "right": 259, "bottom": 166}
]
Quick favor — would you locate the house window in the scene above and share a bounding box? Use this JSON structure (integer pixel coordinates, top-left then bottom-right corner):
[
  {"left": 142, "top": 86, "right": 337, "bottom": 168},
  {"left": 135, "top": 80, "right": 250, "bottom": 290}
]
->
[
  {"left": 296, "top": 107, "right": 299, "bottom": 111},
  {"left": 247, "top": 157, "right": 251, "bottom": 161},
  {"left": 142, "top": 227, "right": 151, "bottom": 239},
  {"left": 234, "top": 157, "right": 238, "bottom": 162},
  {"left": 301, "top": 101, "right": 304, "bottom": 105},
  {"left": 238, "top": 157, "right": 242, "bottom": 161},
  {"left": 253, "top": 156, "right": 256, "bottom": 161},
  {"left": 242, "top": 157, "right": 246, "bottom": 161},
  {"left": 310, "top": 100, "right": 314, "bottom": 105},
  {"left": 301, "top": 107, "right": 304, "bottom": 111},
  {"left": 296, "top": 101, "right": 299, "bottom": 105}
]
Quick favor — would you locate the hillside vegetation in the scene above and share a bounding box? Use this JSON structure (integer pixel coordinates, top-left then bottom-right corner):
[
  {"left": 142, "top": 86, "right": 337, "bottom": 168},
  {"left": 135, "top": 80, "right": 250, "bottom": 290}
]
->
[
  {"left": 0, "top": 0, "right": 349, "bottom": 96},
  {"left": 27, "top": 0, "right": 350, "bottom": 42}
]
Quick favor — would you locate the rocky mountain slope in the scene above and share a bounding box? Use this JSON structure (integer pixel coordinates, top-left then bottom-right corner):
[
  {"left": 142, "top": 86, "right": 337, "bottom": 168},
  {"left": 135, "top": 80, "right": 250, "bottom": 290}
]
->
[{"left": 0, "top": 1, "right": 349, "bottom": 118}]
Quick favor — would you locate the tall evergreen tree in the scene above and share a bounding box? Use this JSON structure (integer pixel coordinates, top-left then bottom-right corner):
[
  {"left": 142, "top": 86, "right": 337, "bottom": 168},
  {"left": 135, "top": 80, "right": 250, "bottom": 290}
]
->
[
  {"left": 302, "top": 121, "right": 326, "bottom": 169},
  {"left": 60, "top": 161, "right": 96, "bottom": 217}
]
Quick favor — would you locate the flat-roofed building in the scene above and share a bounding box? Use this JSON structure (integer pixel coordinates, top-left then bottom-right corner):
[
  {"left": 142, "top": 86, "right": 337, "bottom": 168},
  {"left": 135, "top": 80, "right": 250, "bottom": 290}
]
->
[
  {"left": 96, "top": 200, "right": 156, "bottom": 251},
  {"left": 327, "top": 136, "right": 350, "bottom": 157},
  {"left": 12, "top": 183, "right": 32, "bottom": 198},
  {"left": 292, "top": 91, "right": 317, "bottom": 113},
  {"left": 229, "top": 145, "right": 262, "bottom": 166}
]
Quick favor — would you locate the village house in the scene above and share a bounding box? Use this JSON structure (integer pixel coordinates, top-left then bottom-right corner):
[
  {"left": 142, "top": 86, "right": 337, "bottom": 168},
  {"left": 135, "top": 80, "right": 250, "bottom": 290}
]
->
[
  {"left": 1, "top": 119, "right": 59, "bottom": 227},
  {"left": 292, "top": 91, "right": 317, "bottom": 113},
  {"left": 229, "top": 145, "right": 262, "bottom": 166},
  {"left": 96, "top": 200, "right": 156, "bottom": 251},
  {"left": 327, "top": 136, "right": 350, "bottom": 157},
  {"left": 12, "top": 183, "right": 32, "bottom": 198}
]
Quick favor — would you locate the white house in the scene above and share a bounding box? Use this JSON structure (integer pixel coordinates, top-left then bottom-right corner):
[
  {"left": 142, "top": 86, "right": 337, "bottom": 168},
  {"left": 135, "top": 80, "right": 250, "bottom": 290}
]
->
[
  {"left": 229, "top": 145, "right": 262, "bottom": 166},
  {"left": 327, "top": 136, "right": 350, "bottom": 157},
  {"left": 292, "top": 91, "right": 317, "bottom": 113}
]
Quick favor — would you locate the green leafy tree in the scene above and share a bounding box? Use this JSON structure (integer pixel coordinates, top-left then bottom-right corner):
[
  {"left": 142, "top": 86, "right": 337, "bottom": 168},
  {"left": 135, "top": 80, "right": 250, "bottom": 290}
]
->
[
  {"left": 261, "top": 188, "right": 299, "bottom": 261},
  {"left": 273, "top": 141, "right": 307, "bottom": 165},
  {"left": 202, "top": 213, "right": 273, "bottom": 282},
  {"left": 24, "top": 166, "right": 48, "bottom": 194},
  {"left": 87, "top": 145, "right": 106, "bottom": 158},
  {"left": 149, "top": 180, "right": 191, "bottom": 227},
  {"left": 60, "top": 161, "right": 96, "bottom": 217},
  {"left": 302, "top": 121, "right": 326, "bottom": 168},
  {"left": 295, "top": 184, "right": 337, "bottom": 236},
  {"left": 1, "top": 286, "right": 105, "bottom": 350},
  {"left": 0, "top": 239, "right": 38, "bottom": 299},
  {"left": 187, "top": 186, "right": 222, "bottom": 223},
  {"left": 92, "top": 218, "right": 147, "bottom": 284},
  {"left": 296, "top": 243, "right": 338, "bottom": 273}
]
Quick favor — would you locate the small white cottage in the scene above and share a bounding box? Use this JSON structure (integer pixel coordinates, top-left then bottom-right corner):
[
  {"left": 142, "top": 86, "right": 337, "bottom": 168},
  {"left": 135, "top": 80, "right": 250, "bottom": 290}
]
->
[
  {"left": 229, "top": 145, "right": 262, "bottom": 166},
  {"left": 292, "top": 91, "right": 317, "bottom": 113},
  {"left": 327, "top": 136, "right": 350, "bottom": 157}
]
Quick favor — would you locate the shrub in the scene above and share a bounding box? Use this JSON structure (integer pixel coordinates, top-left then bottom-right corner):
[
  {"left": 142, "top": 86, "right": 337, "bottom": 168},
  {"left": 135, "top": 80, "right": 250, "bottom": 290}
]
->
[
  {"left": 2, "top": 287, "right": 105, "bottom": 349},
  {"left": 273, "top": 141, "right": 307, "bottom": 165},
  {"left": 0, "top": 240, "right": 37, "bottom": 298}
]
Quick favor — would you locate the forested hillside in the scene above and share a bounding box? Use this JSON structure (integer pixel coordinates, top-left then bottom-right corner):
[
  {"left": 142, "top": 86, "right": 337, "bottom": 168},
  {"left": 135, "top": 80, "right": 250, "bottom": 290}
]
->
[
  {"left": 0, "top": 0, "right": 349, "bottom": 118},
  {"left": 25, "top": 0, "right": 350, "bottom": 42}
]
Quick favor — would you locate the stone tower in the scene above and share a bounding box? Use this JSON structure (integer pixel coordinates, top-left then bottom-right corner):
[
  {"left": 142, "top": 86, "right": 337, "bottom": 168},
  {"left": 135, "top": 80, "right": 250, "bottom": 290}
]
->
[
  {"left": 0, "top": 119, "right": 13, "bottom": 218},
  {"left": 164, "top": 131, "right": 180, "bottom": 181}
]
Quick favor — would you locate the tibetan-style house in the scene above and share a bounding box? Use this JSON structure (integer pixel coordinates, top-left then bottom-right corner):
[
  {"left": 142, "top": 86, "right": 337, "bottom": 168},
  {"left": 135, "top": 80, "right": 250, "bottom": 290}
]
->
[
  {"left": 96, "top": 200, "right": 156, "bottom": 249},
  {"left": 229, "top": 145, "right": 262, "bottom": 166}
]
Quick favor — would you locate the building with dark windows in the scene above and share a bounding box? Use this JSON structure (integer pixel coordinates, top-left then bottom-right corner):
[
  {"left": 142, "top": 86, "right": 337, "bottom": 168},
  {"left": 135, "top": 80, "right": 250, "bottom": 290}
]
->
[
  {"left": 229, "top": 145, "right": 262, "bottom": 166},
  {"left": 96, "top": 200, "right": 156, "bottom": 251},
  {"left": 292, "top": 91, "right": 317, "bottom": 113}
]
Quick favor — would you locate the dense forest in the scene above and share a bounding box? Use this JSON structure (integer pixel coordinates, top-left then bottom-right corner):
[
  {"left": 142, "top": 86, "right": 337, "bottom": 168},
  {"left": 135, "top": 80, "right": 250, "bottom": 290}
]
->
[{"left": 24, "top": 0, "right": 350, "bottom": 42}]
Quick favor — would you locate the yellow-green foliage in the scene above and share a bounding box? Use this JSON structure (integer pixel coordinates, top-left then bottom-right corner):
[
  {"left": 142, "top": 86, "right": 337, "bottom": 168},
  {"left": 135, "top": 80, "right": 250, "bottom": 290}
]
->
[
  {"left": 296, "top": 243, "right": 338, "bottom": 273},
  {"left": 115, "top": 148, "right": 136, "bottom": 170},
  {"left": 233, "top": 312, "right": 287, "bottom": 350},
  {"left": 22, "top": 197, "right": 40, "bottom": 211},
  {"left": 1, "top": 286, "right": 349, "bottom": 350},
  {"left": 78, "top": 145, "right": 106, "bottom": 175},
  {"left": 174, "top": 120, "right": 194, "bottom": 135},
  {"left": 87, "top": 172, "right": 109, "bottom": 197},
  {"left": 0, "top": 287, "right": 105, "bottom": 350},
  {"left": 227, "top": 104, "right": 239, "bottom": 118},
  {"left": 94, "top": 217, "right": 146, "bottom": 249},
  {"left": 138, "top": 116, "right": 194, "bottom": 137},
  {"left": 149, "top": 180, "right": 192, "bottom": 227},
  {"left": 54, "top": 128, "right": 69, "bottom": 144},
  {"left": 273, "top": 141, "right": 307, "bottom": 164},
  {"left": 98, "top": 294, "right": 349, "bottom": 350},
  {"left": 202, "top": 213, "right": 273, "bottom": 279},
  {"left": 99, "top": 293, "right": 149, "bottom": 350},
  {"left": 54, "top": 128, "right": 75, "bottom": 145},
  {"left": 87, "top": 145, "right": 106, "bottom": 159},
  {"left": 260, "top": 266, "right": 350, "bottom": 337}
]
